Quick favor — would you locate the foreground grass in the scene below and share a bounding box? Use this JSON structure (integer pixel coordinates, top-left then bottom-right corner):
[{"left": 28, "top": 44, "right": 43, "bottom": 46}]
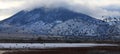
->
[{"left": 0, "top": 46, "right": 120, "bottom": 54}]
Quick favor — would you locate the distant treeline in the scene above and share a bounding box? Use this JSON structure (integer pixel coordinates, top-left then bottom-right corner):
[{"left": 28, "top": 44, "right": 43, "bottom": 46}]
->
[{"left": 0, "top": 36, "right": 120, "bottom": 43}]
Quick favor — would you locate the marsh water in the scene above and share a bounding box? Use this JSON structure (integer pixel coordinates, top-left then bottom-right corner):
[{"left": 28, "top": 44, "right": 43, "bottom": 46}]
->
[
  {"left": 0, "top": 43, "right": 118, "bottom": 49},
  {"left": 0, "top": 43, "right": 119, "bottom": 54}
]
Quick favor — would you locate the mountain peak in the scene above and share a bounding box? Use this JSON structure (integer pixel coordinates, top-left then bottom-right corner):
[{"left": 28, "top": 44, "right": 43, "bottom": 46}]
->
[
  {"left": 0, "top": 7, "right": 111, "bottom": 36},
  {"left": 1, "top": 7, "right": 106, "bottom": 25}
]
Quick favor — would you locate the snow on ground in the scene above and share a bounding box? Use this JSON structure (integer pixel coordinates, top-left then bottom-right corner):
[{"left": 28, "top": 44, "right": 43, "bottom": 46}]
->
[{"left": 0, "top": 43, "right": 118, "bottom": 49}]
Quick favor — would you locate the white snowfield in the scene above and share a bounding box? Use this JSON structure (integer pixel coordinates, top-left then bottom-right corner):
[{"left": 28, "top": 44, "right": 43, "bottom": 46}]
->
[{"left": 0, "top": 43, "right": 118, "bottom": 49}]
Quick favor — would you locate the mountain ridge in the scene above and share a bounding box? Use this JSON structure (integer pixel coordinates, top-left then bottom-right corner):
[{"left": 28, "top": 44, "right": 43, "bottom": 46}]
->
[{"left": 0, "top": 7, "right": 116, "bottom": 36}]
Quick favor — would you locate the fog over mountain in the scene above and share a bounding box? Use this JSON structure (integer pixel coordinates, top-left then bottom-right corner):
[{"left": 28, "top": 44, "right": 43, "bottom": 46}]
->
[
  {"left": 0, "top": 0, "right": 120, "bottom": 37},
  {"left": 0, "top": 0, "right": 120, "bottom": 20}
]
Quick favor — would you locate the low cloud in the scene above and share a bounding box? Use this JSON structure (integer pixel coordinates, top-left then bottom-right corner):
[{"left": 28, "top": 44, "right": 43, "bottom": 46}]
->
[{"left": 0, "top": 0, "right": 120, "bottom": 20}]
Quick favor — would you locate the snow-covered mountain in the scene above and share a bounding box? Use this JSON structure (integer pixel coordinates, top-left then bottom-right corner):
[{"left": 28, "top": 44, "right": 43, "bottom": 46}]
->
[
  {"left": 102, "top": 17, "right": 120, "bottom": 35},
  {"left": 0, "top": 7, "right": 113, "bottom": 36}
]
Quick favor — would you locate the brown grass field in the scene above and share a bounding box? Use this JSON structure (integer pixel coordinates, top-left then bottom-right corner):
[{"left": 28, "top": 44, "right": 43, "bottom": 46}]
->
[{"left": 0, "top": 46, "right": 120, "bottom": 54}]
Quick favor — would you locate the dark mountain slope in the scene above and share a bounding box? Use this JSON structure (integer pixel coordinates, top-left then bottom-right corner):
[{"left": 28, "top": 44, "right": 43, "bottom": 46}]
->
[{"left": 0, "top": 7, "right": 110, "bottom": 36}]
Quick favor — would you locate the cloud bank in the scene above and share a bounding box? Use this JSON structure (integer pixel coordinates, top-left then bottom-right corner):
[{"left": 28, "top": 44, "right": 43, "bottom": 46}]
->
[{"left": 0, "top": 0, "right": 120, "bottom": 20}]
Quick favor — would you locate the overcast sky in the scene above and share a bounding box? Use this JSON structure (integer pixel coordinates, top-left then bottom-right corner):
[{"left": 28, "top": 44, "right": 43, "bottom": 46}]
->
[{"left": 0, "top": 0, "right": 120, "bottom": 21}]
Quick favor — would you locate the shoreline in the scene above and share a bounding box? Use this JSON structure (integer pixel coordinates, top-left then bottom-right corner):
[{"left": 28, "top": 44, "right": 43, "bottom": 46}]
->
[
  {"left": 0, "top": 46, "right": 120, "bottom": 54},
  {"left": 0, "top": 43, "right": 118, "bottom": 50}
]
